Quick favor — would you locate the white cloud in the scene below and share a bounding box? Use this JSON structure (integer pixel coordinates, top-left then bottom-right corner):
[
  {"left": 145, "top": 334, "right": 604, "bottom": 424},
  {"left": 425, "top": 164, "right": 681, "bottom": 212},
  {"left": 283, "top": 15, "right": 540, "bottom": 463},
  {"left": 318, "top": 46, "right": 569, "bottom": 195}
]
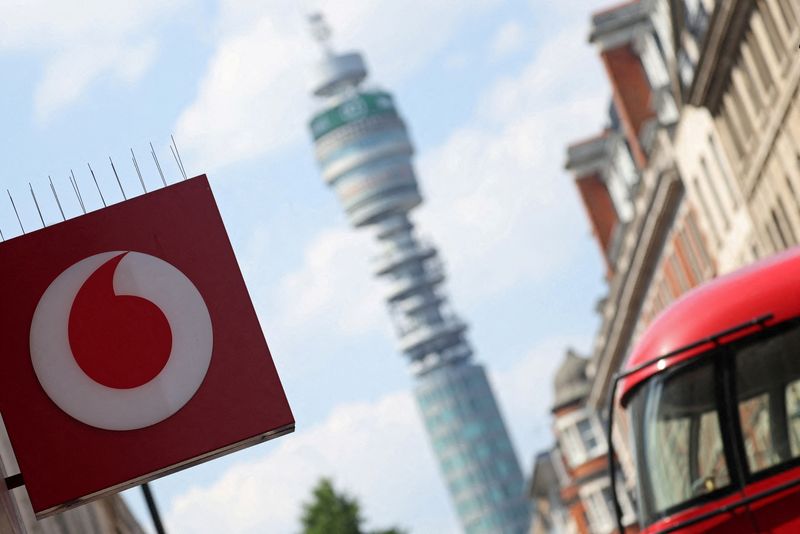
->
[
  {"left": 271, "top": 228, "right": 385, "bottom": 337},
  {"left": 237, "top": 225, "right": 393, "bottom": 383},
  {"left": 489, "top": 21, "right": 527, "bottom": 59},
  {"left": 34, "top": 40, "right": 157, "bottom": 120},
  {"left": 0, "top": 0, "right": 185, "bottom": 119},
  {"left": 166, "top": 391, "right": 456, "bottom": 534},
  {"left": 0, "top": 0, "right": 184, "bottom": 49},
  {"left": 480, "top": 24, "right": 603, "bottom": 120},
  {"left": 416, "top": 24, "right": 608, "bottom": 304},
  {"left": 174, "top": 11, "right": 311, "bottom": 172},
  {"left": 174, "top": 0, "right": 501, "bottom": 171}
]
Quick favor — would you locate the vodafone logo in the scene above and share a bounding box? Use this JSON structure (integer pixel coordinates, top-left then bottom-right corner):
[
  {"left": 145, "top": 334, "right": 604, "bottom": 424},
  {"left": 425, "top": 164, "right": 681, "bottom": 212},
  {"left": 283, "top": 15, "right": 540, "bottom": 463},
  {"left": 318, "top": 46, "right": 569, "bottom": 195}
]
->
[{"left": 30, "top": 251, "right": 213, "bottom": 431}]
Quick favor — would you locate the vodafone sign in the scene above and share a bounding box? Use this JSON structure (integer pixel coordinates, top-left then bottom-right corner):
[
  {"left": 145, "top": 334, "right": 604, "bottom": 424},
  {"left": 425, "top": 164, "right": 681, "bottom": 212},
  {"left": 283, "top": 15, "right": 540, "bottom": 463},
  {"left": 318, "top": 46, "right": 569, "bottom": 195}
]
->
[
  {"left": 0, "top": 176, "right": 294, "bottom": 517},
  {"left": 31, "top": 251, "right": 213, "bottom": 431}
]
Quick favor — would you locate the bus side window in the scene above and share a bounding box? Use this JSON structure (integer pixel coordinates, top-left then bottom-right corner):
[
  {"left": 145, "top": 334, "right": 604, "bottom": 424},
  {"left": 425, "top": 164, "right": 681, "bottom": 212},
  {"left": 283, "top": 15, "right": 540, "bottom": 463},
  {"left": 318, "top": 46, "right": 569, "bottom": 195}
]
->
[
  {"left": 735, "top": 324, "right": 800, "bottom": 475},
  {"left": 738, "top": 393, "right": 778, "bottom": 470},
  {"left": 786, "top": 380, "right": 800, "bottom": 456}
]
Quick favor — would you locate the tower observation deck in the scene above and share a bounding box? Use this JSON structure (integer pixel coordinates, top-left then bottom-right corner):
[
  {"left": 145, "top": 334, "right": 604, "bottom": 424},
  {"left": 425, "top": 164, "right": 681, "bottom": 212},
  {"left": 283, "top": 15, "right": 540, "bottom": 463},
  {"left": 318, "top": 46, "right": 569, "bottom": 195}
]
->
[{"left": 306, "top": 14, "right": 530, "bottom": 534}]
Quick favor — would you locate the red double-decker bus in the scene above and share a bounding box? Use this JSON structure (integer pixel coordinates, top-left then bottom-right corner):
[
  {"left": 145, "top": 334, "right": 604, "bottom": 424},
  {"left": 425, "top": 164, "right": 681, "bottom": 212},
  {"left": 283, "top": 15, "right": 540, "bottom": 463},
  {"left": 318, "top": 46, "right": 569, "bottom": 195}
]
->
[{"left": 608, "top": 248, "right": 800, "bottom": 533}]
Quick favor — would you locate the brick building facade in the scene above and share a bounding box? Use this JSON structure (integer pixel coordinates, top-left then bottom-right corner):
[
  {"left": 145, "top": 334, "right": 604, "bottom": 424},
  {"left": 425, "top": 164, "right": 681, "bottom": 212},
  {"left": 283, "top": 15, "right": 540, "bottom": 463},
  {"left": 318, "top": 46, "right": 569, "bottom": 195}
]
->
[{"left": 529, "top": 0, "right": 800, "bottom": 532}]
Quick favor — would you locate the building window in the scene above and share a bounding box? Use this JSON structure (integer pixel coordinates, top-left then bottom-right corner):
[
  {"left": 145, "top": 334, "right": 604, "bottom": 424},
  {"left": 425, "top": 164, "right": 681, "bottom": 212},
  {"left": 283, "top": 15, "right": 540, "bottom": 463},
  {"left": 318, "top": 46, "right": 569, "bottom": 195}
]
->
[
  {"left": 663, "top": 259, "right": 683, "bottom": 298},
  {"left": 785, "top": 175, "right": 800, "bottom": 220},
  {"left": 557, "top": 412, "right": 606, "bottom": 467},
  {"left": 746, "top": 29, "right": 776, "bottom": 92},
  {"left": 559, "top": 425, "right": 586, "bottom": 467},
  {"left": 606, "top": 167, "right": 634, "bottom": 224},
  {"left": 687, "top": 211, "right": 713, "bottom": 269},
  {"left": 776, "top": 0, "right": 798, "bottom": 30},
  {"left": 776, "top": 196, "right": 798, "bottom": 245},
  {"left": 692, "top": 176, "right": 723, "bottom": 246},
  {"left": 700, "top": 156, "right": 732, "bottom": 231},
  {"left": 770, "top": 209, "right": 787, "bottom": 249},
  {"left": 735, "top": 62, "right": 764, "bottom": 118},
  {"left": 614, "top": 138, "right": 638, "bottom": 189},
  {"left": 679, "top": 230, "right": 704, "bottom": 284},
  {"left": 677, "top": 48, "right": 695, "bottom": 89},
  {"left": 652, "top": 0, "right": 674, "bottom": 59},
  {"left": 605, "top": 137, "right": 638, "bottom": 223},
  {"left": 659, "top": 281, "right": 674, "bottom": 310},
  {"left": 708, "top": 134, "right": 738, "bottom": 208},
  {"left": 577, "top": 418, "right": 598, "bottom": 452},
  {"left": 727, "top": 90, "right": 753, "bottom": 144},
  {"left": 653, "top": 286, "right": 667, "bottom": 315},
  {"left": 639, "top": 31, "right": 670, "bottom": 90},
  {"left": 580, "top": 479, "right": 635, "bottom": 534},
  {"left": 677, "top": 235, "right": 699, "bottom": 287},
  {"left": 583, "top": 487, "right": 614, "bottom": 533},
  {"left": 732, "top": 73, "right": 760, "bottom": 132},
  {"left": 684, "top": 0, "right": 709, "bottom": 40},
  {"left": 755, "top": 2, "right": 787, "bottom": 63},
  {"left": 763, "top": 0, "right": 793, "bottom": 44},
  {"left": 720, "top": 107, "right": 745, "bottom": 163},
  {"left": 741, "top": 43, "right": 771, "bottom": 99},
  {"left": 764, "top": 220, "right": 781, "bottom": 252},
  {"left": 670, "top": 254, "right": 691, "bottom": 293}
]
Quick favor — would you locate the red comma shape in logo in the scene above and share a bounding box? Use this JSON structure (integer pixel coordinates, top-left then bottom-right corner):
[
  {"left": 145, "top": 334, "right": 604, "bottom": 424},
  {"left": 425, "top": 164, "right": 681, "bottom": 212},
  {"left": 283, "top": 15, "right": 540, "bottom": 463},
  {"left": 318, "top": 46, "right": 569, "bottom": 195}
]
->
[{"left": 29, "top": 251, "right": 213, "bottom": 431}]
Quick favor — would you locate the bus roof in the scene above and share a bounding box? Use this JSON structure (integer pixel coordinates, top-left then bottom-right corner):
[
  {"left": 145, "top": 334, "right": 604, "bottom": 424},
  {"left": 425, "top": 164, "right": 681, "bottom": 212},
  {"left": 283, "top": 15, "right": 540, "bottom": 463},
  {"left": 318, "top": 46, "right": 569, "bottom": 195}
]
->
[{"left": 620, "top": 247, "right": 800, "bottom": 404}]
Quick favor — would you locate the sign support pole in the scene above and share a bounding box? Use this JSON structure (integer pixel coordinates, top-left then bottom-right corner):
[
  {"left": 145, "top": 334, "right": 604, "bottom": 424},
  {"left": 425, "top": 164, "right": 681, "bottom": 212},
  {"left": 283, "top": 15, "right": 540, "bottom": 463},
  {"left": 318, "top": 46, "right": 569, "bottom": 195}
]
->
[
  {"left": 141, "top": 482, "right": 166, "bottom": 534},
  {"left": 0, "top": 460, "right": 25, "bottom": 533}
]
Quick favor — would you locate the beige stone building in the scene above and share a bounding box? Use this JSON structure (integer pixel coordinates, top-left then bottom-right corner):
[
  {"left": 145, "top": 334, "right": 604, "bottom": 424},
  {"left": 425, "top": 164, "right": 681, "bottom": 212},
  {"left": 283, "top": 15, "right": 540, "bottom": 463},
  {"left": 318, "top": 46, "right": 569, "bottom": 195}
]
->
[{"left": 673, "top": 0, "right": 800, "bottom": 271}]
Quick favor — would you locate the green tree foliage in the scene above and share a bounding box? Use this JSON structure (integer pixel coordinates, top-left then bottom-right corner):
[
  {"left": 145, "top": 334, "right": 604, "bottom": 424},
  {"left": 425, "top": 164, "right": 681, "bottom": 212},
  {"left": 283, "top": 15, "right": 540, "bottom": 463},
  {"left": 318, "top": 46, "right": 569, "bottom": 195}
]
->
[{"left": 300, "top": 478, "right": 406, "bottom": 534}]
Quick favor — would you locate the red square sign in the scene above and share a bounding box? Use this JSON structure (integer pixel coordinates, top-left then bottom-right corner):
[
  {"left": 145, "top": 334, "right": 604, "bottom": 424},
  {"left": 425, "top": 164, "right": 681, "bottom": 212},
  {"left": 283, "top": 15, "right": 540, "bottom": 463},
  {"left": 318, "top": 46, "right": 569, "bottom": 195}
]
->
[{"left": 0, "top": 175, "right": 294, "bottom": 516}]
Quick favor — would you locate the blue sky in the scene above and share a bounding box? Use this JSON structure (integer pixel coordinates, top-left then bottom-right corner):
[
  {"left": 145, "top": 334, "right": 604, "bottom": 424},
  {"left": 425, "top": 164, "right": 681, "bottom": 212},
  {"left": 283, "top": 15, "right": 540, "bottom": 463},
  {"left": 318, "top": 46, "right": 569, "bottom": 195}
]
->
[{"left": 0, "top": 1, "right": 612, "bottom": 532}]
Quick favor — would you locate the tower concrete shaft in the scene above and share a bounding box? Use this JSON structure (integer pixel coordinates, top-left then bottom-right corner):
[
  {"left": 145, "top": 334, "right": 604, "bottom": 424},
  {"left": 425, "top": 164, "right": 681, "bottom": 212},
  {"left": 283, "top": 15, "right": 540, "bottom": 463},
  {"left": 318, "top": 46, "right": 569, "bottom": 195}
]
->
[{"left": 307, "top": 17, "right": 530, "bottom": 533}]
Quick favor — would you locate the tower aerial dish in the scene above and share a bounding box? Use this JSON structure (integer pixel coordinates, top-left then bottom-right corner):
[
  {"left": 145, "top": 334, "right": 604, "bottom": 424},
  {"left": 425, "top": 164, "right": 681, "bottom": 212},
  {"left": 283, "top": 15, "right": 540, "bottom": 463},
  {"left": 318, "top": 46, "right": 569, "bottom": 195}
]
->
[
  {"left": 307, "top": 12, "right": 368, "bottom": 98},
  {"left": 307, "top": 12, "right": 333, "bottom": 54}
]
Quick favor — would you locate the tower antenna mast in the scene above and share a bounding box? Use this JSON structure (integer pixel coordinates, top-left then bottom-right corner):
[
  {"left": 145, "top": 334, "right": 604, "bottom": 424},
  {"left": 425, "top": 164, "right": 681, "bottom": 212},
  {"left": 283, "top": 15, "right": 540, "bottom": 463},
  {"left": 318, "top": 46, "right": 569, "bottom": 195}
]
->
[{"left": 308, "top": 12, "right": 334, "bottom": 56}]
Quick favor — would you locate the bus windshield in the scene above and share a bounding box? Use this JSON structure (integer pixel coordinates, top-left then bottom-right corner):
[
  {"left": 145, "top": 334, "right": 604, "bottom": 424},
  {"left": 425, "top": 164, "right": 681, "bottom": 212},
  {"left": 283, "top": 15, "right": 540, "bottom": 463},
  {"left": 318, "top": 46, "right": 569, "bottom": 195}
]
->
[
  {"left": 627, "top": 320, "right": 800, "bottom": 526},
  {"left": 629, "top": 357, "right": 730, "bottom": 524}
]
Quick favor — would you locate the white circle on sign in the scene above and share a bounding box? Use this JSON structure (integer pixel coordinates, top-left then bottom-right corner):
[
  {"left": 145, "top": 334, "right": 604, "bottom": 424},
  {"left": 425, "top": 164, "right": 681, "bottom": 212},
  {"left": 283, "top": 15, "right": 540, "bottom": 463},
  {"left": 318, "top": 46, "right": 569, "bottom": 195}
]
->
[{"left": 29, "top": 251, "right": 213, "bottom": 431}]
